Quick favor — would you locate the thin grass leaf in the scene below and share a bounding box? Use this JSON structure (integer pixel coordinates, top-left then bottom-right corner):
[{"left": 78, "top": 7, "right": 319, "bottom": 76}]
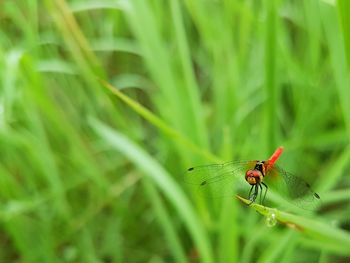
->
[
  {"left": 237, "top": 196, "right": 350, "bottom": 255},
  {"left": 90, "top": 118, "right": 214, "bottom": 263},
  {"left": 143, "top": 179, "right": 188, "bottom": 263},
  {"left": 320, "top": 2, "right": 350, "bottom": 133},
  {"left": 336, "top": 0, "right": 350, "bottom": 72},
  {"left": 100, "top": 79, "right": 221, "bottom": 163},
  {"left": 263, "top": 0, "right": 278, "bottom": 152}
]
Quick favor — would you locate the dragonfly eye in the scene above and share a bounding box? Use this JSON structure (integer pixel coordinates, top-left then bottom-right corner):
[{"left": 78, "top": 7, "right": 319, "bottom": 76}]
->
[{"left": 245, "top": 170, "right": 262, "bottom": 185}]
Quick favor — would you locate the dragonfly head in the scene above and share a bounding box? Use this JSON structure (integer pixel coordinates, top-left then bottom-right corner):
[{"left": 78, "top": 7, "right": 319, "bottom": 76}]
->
[{"left": 245, "top": 169, "right": 263, "bottom": 185}]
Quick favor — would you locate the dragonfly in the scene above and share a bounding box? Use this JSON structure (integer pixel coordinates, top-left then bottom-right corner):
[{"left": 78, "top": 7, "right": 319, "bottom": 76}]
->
[{"left": 185, "top": 147, "right": 320, "bottom": 209}]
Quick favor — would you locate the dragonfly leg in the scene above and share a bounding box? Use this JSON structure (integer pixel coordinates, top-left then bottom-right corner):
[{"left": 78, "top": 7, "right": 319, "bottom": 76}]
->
[
  {"left": 261, "top": 182, "right": 268, "bottom": 204},
  {"left": 253, "top": 185, "right": 259, "bottom": 202},
  {"left": 248, "top": 185, "right": 254, "bottom": 199},
  {"left": 258, "top": 183, "right": 263, "bottom": 204},
  {"left": 248, "top": 184, "right": 259, "bottom": 205}
]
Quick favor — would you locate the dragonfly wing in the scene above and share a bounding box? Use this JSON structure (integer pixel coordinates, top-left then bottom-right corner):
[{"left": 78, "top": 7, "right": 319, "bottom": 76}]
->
[
  {"left": 265, "top": 165, "right": 320, "bottom": 209},
  {"left": 185, "top": 161, "right": 257, "bottom": 198}
]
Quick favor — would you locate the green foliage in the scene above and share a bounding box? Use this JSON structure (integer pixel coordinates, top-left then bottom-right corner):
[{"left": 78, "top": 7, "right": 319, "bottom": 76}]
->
[{"left": 0, "top": 0, "right": 350, "bottom": 262}]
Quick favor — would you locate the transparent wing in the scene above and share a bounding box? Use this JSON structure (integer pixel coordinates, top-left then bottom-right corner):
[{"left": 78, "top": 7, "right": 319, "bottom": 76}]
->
[
  {"left": 265, "top": 165, "right": 320, "bottom": 209},
  {"left": 184, "top": 160, "right": 257, "bottom": 198}
]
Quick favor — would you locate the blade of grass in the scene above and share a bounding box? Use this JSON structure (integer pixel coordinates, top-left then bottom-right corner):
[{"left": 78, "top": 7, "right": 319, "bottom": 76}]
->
[
  {"left": 45, "top": 0, "right": 103, "bottom": 77},
  {"left": 170, "top": 0, "right": 208, "bottom": 150},
  {"left": 336, "top": 0, "right": 350, "bottom": 72},
  {"left": 258, "top": 230, "right": 296, "bottom": 263},
  {"left": 240, "top": 223, "right": 270, "bottom": 263},
  {"left": 90, "top": 118, "right": 214, "bottom": 263},
  {"left": 100, "top": 79, "right": 221, "bottom": 163},
  {"left": 218, "top": 198, "right": 238, "bottom": 263},
  {"left": 143, "top": 179, "right": 188, "bottom": 263},
  {"left": 263, "top": 0, "right": 278, "bottom": 153},
  {"left": 320, "top": 1, "right": 350, "bottom": 135},
  {"left": 317, "top": 145, "right": 350, "bottom": 192},
  {"left": 237, "top": 196, "right": 350, "bottom": 255},
  {"left": 125, "top": 0, "right": 208, "bottom": 150}
]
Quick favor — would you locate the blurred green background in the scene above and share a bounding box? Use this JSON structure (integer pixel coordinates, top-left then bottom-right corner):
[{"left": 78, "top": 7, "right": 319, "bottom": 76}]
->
[{"left": 1, "top": 0, "right": 350, "bottom": 262}]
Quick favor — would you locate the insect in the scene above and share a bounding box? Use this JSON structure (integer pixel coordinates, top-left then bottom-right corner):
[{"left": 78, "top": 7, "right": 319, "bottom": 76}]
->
[{"left": 185, "top": 147, "right": 320, "bottom": 209}]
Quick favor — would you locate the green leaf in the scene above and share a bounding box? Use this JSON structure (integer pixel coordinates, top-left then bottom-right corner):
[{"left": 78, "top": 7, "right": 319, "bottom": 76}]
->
[{"left": 237, "top": 196, "right": 350, "bottom": 255}]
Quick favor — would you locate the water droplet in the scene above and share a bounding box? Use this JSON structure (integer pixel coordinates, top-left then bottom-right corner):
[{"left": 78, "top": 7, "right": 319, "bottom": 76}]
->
[{"left": 265, "top": 209, "right": 277, "bottom": 227}]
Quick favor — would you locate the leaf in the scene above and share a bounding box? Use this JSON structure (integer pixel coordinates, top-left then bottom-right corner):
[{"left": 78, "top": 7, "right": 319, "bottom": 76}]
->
[{"left": 237, "top": 195, "right": 350, "bottom": 255}]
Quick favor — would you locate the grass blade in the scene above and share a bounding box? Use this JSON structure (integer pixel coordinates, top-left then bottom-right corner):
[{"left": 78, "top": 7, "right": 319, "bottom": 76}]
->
[
  {"left": 90, "top": 118, "right": 214, "bottom": 263},
  {"left": 237, "top": 196, "right": 350, "bottom": 255}
]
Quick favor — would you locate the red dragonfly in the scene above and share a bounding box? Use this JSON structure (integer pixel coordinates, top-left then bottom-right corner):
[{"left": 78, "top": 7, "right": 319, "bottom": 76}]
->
[{"left": 185, "top": 147, "right": 320, "bottom": 209}]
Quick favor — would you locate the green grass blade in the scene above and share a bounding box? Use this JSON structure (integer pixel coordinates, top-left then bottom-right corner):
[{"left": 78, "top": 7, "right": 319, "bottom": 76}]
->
[
  {"left": 237, "top": 196, "right": 350, "bottom": 255},
  {"left": 100, "top": 80, "right": 221, "bottom": 163},
  {"left": 90, "top": 118, "right": 214, "bottom": 263},
  {"left": 263, "top": 0, "right": 278, "bottom": 153},
  {"left": 143, "top": 179, "right": 188, "bottom": 263},
  {"left": 336, "top": 0, "right": 350, "bottom": 71},
  {"left": 320, "top": 2, "right": 350, "bottom": 133}
]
